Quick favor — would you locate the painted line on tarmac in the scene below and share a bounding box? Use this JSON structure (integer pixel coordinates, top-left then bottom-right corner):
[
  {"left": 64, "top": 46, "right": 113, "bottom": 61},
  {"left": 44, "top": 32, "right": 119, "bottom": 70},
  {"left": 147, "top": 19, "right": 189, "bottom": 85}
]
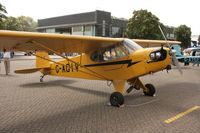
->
[{"left": 164, "top": 106, "right": 200, "bottom": 124}]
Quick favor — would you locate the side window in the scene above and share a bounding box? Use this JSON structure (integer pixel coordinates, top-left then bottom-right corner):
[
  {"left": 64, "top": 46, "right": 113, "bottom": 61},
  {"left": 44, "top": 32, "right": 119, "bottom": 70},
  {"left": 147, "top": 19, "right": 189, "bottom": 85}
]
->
[
  {"left": 115, "top": 45, "right": 128, "bottom": 57},
  {"left": 103, "top": 49, "right": 111, "bottom": 61},
  {"left": 91, "top": 44, "right": 129, "bottom": 62},
  {"left": 102, "top": 48, "right": 118, "bottom": 61}
]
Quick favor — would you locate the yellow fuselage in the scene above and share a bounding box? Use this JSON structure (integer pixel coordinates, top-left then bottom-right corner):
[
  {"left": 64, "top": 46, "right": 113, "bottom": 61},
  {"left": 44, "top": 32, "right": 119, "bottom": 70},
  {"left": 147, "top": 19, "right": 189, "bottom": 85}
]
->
[{"left": 48, "top": 47, "right": 171, "bottom": 81}]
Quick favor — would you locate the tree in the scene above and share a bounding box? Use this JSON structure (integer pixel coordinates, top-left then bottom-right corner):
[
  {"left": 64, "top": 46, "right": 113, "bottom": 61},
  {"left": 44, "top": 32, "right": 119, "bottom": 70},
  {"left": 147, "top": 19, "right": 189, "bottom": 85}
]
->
[
  {"left": 175, "top": 25, "right": 191, "bottom": 48},
  {"left": 3, "top": 16, "right": 20, "bottom": 30},
  {"left": 3, "top": 16, "right": 37, "bottom": 31},
  {"left": 17, "top": 16, "right": 37, "bottom": 32},
  {"left": 0, "top": 3, "right": 7, "bottom": 29},
  {"left": 127, "top": 9, "right": 163, "bottom": 39}
]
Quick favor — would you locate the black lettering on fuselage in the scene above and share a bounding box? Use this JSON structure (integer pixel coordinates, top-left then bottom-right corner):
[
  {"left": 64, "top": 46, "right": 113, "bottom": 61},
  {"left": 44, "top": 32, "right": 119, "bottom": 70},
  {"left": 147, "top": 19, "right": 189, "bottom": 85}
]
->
[
  {"left": 62, "top": 65, "right": 66, "bottom": 72},
  {"left": 55, "top": 63, "right": 79, "bottom": 73}
]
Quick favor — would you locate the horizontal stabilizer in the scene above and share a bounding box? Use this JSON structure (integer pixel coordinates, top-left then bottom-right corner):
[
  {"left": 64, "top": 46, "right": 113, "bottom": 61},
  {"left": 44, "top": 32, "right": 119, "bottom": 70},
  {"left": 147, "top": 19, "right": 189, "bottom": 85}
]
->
[{"left": 15, "top": 67, "right": 50, "bottom": 74}]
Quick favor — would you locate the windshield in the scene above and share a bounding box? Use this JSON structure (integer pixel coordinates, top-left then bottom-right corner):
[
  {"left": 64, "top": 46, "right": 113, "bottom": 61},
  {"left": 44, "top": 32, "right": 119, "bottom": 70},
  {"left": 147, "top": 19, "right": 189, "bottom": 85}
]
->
[{"left": 123, "top": 39, "right": 142, "bottom": 53}]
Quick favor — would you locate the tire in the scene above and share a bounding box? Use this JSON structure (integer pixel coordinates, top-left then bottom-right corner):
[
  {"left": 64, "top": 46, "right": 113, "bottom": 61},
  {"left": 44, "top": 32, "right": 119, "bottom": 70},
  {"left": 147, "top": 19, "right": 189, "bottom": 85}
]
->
[
  {"left": 144, "top": 84, "right": 156, "bottom": 96},
  {"left": 110, "top": 92, "right": 124, "bottom": 107}
]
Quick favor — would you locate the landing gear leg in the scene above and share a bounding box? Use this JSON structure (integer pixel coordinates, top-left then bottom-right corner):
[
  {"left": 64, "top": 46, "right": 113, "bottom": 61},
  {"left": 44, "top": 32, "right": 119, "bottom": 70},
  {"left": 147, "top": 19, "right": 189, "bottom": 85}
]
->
[
  {"left": 126, "top": 78, "right": 140, "bottom": 93},
  {"left": 126, "top": 85, "right": 134, "bottom": 93},
  {"left": 127, "top": 78, "right": 156, "bottom": 96}
]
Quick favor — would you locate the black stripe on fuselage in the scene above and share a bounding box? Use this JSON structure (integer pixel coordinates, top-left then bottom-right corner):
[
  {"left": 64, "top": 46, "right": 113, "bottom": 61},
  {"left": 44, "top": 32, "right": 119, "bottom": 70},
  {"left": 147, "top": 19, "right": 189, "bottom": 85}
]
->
[{"left": 84, "top": 60, "right": 141, "bottom": 67}]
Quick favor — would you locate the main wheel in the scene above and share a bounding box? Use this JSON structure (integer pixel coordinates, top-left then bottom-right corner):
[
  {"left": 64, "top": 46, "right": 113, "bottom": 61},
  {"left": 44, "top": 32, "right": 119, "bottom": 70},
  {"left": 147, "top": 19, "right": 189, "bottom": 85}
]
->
[
  {"left": 143, "top": 84, "right": 156, "bottom": 96},
  {"left": 110, "top": 92, "right": 124, "bottom": 107}
]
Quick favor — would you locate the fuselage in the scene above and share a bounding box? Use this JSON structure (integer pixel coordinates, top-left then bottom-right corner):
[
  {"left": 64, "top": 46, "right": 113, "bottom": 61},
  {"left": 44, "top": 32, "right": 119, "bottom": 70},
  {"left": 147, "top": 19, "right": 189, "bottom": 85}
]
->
[{"left": 48, "top": 39, "right": 171, "bottom": 81}]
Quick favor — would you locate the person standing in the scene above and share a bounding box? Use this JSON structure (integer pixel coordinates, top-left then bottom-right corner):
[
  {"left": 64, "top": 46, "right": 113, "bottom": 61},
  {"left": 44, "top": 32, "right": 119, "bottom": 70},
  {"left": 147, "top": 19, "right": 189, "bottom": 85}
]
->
[
  {"left": 3, "top": 49, "right": 11, "bottom": 75},
  {"left": 0, "top": 52, "right": 3, "bottom": 71}
]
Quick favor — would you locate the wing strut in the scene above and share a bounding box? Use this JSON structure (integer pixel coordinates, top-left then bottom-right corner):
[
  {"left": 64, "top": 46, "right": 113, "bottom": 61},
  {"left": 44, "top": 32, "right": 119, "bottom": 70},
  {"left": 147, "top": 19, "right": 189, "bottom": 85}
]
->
[{"left": 23, "top": 40, "right": 110, "bottom": 81}]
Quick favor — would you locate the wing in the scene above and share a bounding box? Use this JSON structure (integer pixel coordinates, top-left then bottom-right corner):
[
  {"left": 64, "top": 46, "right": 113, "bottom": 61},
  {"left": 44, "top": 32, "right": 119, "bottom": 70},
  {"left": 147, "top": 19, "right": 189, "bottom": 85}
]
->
[
  {"left": 0, "top": 30, "right": 123, "bottom": 53},
  {"left": 134, "top": 39, "right": 181, "bottom": 47}
]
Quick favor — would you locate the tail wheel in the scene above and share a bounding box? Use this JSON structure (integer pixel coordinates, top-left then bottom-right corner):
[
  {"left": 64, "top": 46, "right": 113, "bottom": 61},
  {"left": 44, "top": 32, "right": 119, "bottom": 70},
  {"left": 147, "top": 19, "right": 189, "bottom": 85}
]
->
[
  {"left": 110, "top": 92, "right": 124, "bottom": 107},
  {"left": 144, "top": 84, "right": 156, "bottom": 96},
  {"left": 40, "top": 75, "right": 45, "bottom": 82},
  {"left": 40, "top": 78, "right": 43, "bottom": 82}
]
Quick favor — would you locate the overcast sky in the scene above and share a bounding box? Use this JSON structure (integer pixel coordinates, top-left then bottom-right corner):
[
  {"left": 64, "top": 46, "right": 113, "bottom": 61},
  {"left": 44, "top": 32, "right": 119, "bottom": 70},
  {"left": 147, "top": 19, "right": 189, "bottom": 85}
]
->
[{"left": 1, "top": 0, "right": 199, "bottom": 35}]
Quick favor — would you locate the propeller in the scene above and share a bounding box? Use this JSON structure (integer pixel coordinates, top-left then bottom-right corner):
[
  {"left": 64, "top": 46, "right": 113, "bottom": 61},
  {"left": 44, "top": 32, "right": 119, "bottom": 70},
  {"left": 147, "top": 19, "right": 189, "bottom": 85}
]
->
[{"left": 158, "top": 25, "right": 183, "bottom": 74}]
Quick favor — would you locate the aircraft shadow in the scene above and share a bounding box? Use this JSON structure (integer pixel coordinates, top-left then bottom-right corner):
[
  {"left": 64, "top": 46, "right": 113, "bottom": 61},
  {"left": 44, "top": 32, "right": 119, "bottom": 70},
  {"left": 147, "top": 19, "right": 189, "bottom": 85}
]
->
[
  {"left": 124, "top": 91, "right": 158, "bottom": 106},
  {"left": 60, "top": 84, "right": 110, "bottom": 98},
  {"left": 173, "top": 66, "right": 191, "bottom": 70},
  {"left": 20, "top": 79, "right": 110, "bottom": 97},
  {"left": 20, "top": 79, "right": 76, "bottom": 88}
]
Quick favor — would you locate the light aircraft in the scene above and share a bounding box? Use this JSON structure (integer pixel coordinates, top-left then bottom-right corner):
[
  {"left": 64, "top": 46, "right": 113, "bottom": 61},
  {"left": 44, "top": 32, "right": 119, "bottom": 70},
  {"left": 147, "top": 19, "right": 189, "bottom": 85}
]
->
[
  {"left": 0, "top": 30, "right": 181, "bottom": 107},
  {"left": 172, "top": 44, "right": 200, "bottom": 66}
]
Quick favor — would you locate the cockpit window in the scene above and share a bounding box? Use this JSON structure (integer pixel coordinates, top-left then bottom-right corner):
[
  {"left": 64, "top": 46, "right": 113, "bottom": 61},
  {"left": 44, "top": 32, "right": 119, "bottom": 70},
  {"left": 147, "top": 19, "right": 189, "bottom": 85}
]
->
[
  {"left": 91, "top": 39, "right": 142, "bottom": 62},
  {"left": 123, "top": 39, "right": 142, "bottom": 53},
  {"left": 102, "top": 46, "right": 128, "bottom": 61}
]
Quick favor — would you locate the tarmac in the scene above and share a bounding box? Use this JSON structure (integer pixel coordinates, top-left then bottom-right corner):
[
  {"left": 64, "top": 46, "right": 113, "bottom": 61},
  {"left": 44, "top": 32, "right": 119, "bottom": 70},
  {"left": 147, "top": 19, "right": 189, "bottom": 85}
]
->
[{"left": 0, "top": 57, "right": 200, "bottom": 133}]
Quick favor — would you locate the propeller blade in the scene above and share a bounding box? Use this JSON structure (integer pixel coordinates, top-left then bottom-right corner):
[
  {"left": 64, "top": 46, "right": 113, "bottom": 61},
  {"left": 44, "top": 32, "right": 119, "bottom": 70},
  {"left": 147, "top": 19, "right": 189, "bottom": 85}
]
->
[
  {"left": 158, "top": 25, "right": 170, "bottom": 48},
  {"left": 172, "top": 54, "right": 183, "bottom": 74},
  {"left": 158, "top": 25, "right": 183, "bottom": 74}
]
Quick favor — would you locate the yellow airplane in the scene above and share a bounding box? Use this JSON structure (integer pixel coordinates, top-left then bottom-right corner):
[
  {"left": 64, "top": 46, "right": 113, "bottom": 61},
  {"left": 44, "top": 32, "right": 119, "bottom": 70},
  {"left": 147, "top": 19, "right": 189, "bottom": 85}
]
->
[{"left": 0, "top": 30, "right": 181, "bottom": 107}]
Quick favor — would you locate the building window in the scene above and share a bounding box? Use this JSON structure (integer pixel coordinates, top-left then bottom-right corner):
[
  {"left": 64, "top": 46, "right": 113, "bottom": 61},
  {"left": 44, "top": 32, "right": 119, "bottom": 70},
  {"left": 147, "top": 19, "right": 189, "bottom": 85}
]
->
[
  {"left": 46, "top": 28, "right": 55, "bottom": 33},
  {"left": 84, "top": 26, "right": 92, "bottom": 31},
  {"left": 72, "top": 26, "right": 95, "bottom": 36},
  {"left": 84, "top": 26, "right": 95, "bottom": 36},
  {"left": 112, "top": 27, "right": 120, "bottom": 36},
  {"left": 72, "top": 26, "right": 83, "bottom": 32},
  {"left": 169, "top": 33, "right": 175, "bottom": 38},
  {"left": 72, "top": 26, "right": 83, "bottom": 35}
]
